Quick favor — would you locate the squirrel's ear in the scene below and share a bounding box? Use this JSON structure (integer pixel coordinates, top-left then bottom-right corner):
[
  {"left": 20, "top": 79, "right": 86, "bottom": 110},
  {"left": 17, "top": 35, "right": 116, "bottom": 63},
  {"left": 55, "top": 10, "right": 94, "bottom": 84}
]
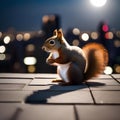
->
[
  {"left": 53, "top": 29, "right": 58, "bottom": 36},
  {"left": 57, "top": 29, "right": 63, "bottom": 39}
]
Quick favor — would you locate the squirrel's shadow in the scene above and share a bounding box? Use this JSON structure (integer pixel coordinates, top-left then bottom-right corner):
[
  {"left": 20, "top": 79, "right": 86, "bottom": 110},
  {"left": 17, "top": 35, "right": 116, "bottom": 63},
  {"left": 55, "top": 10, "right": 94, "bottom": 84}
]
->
[{"left": 25, "top": 82, "right": 105, "bottom": 104}]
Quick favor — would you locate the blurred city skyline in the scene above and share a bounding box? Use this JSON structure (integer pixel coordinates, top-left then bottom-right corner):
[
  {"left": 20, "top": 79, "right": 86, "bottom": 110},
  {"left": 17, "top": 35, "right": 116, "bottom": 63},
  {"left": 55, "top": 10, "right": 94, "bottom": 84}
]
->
[
  {"left": 0, "top": 0, "right": 120, "bottom": 74},
  {"left": 0, "top": 0, "right": 120, "bottom": 32}
]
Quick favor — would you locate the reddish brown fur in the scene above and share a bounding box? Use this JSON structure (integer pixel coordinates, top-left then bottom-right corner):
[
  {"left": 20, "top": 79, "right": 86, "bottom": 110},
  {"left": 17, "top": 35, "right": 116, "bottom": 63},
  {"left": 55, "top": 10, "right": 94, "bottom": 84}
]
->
[
  {"left": 82, "top": 43, "right": 108, "bottom": 80},
  {"left": 42, "top": 29, "right": 109, "bottom": 85}
]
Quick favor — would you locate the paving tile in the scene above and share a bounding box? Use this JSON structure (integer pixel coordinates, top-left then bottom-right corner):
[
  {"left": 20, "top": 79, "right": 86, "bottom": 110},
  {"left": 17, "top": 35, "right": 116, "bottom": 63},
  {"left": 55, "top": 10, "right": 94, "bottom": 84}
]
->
[
  {"left": 0, "top": 84, "right": 25, "bottom": 90},
  {"left": 20, "top": 105, "right": 75, "bottom": 120},
  {"left": 23, "top": 84, "right": 89, "bottom": 91},
  {"left": 90, "top": 85, "right": 120, "bottom": 91},
  {"left": 92, "top": 74, "right": 112, "bottom": 79},
  {"left": 111, "top": 74, "right": 120, "bottom": 78},
  {"left": 35, "top": 73, "right": 58, "bottom": 79},
  {"left": 87, "top": 79, "right": 119, "bottom": 86},
  {"left": 92, "top": 91, "right": 120, "bottom": 104},
  {"left": 29, "top": 79, "right": 89, "bottom": 90},
  {"left": 0, "top": 103, "right": 21, "bottom": 120},
  {"left": 23, "top": 85, "right": 51, "bottom": 91},
  {"left": 116, "top": 78, "right": 120, "bottom": 83},
  {"left": 48, "top": 84, "right": 89, "bottom": 91},
  {"left": 29, "top": 78, "right": 58, "bottom": 85},
  {"left": 0, "top": 73, "right": 35, "bottom": 78},
  {"left": 25, "top": 90, "right": 93, "bottom": 104},
  {"left": 0, "top": 103, "right": 75, "bottom": 120},
  {"left": 0, "top": 78, "right": 32, "bottom": 84},
  {"left": 76, "top": 105, "right": 120, "bottom": 120},
  {"left": 0, "top": 91, "right": 32, "bottom": 102},
  {"left": 90, "top": 78, "right": 113, "bottom": 80}
]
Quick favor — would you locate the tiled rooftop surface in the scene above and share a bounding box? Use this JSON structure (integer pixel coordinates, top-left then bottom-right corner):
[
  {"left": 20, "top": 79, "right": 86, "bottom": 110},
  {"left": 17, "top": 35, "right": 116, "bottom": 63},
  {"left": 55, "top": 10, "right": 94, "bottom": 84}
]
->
[{"left": 0, "top": 73, "right": 120, "bottom": 120}]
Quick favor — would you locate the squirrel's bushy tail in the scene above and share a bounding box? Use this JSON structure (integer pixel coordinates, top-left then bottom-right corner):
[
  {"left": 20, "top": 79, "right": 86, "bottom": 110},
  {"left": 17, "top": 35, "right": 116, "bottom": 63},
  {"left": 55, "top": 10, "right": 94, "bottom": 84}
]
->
[{"left": 82, "top": 43, "right": 108, "bottom": 80}]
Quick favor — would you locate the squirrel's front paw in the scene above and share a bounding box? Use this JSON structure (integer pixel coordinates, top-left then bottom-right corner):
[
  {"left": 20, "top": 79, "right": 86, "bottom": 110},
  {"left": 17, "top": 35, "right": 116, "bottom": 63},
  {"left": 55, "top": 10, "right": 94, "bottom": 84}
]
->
[{"left": 46, "top": 59, "right": 55, "bottom": 64}]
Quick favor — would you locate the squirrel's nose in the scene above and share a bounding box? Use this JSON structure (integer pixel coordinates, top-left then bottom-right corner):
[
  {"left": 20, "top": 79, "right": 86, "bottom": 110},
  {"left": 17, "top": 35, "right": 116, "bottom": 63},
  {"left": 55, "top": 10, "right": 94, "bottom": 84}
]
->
[{"left": 42, "top": 46, "right": 46, "bottom": 51}]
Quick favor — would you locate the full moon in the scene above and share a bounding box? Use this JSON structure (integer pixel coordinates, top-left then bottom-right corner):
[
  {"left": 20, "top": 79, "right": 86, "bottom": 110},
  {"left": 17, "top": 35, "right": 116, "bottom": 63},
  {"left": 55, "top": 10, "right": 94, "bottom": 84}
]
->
[{"left": 90, "top": 0, "right": 107, "bottom": 7}]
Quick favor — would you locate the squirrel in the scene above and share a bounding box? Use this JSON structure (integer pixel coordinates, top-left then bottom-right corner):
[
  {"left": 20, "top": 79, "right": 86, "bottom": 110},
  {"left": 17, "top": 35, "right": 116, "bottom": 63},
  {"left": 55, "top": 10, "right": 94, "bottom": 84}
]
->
[{"left": 42, "top": 29, "right": 108, "bottom": 85}]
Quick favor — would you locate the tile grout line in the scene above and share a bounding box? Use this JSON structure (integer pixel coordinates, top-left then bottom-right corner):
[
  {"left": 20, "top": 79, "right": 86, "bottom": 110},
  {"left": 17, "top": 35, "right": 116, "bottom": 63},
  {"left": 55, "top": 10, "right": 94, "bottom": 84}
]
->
[
  {"left": 22, "top": 78, "right": 34, "bottom": 90},
  {"left": 86, "top": 83, "right": 96, "bottom": 104},
  {"left": 73, "top": 105, "right": 79, "bottom": 120},
  {"left": 110, "top": 75, "right": 120, "bottom": 84}
]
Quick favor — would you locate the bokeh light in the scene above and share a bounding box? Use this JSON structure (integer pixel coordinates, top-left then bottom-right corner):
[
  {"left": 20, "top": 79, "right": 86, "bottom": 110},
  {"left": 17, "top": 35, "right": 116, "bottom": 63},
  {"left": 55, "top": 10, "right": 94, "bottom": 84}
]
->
[
  {"left": 23, "top": 33, "right": 31, "bottom": 41},
  {"left": 91, "top": 32, "right": 98, "bottom": 40},
  {"left": 116, "top": 31, "right": 120, "bottom": 38},
  {"left": 4, "top": 36, "right": 11, "bottom": 44},
  {"left": 102, "top": 24, "right": 109, "bottom": 32},
  {"left": 114, "top": 64, "right": 120, "bottom": 73},
  {"left": 104, "top": 66, "right": 113, "bottom": 74},
  {"left": 81, "top": 33, "right": 89, "bottom": 41},
  {"left": 0, "top": 45, "right": 6, "bottom": 53},
  {"left": 114, "top": 40, "right": 120, "bottom": 48},
  {"left": 28, "top": 65, "right": 36, "bottom": 73},
  {"left": 72, "top": 39, "right": 80, "bottom": 46},
  {"left": 16, "top": 34, "right": 23, "bottom": 41},
  {"left": 26, "top": 44, "right": 35, "bottom": 52},
  {"left": 24, "top": 57, "right": 37, "bottom": 65},
  {"left": 0, "top": 32, "right": 2, "bottom": 38},
  {"left": 105, "top": 32, "right": 114, "bottom": 39},
  {"left": 72, "top": 28, "right": 80, "bottom": 35},
  {"left": 0, "top": 54, "right": 6, "bottom": 60},
  {"left": 42, "top": 15, "right": 55, "bottom": 23}
]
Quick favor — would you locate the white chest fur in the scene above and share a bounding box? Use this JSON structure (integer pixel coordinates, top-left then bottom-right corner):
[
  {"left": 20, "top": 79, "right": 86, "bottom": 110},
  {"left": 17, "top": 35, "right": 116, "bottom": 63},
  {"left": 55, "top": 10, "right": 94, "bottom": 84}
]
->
[
  {"left": 52, "top": 51, "right": 59, "bottom": 59},
  {"left": 51, "top": 51, "right": 70, "bottom": 83},
  {"left": 58, "top": 62, "right": 71, "bottom": 83}
]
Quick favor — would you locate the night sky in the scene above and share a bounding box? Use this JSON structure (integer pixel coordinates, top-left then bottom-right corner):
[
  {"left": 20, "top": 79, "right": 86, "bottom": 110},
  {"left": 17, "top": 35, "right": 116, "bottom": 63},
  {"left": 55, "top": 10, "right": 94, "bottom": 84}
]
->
[{"left": 0, "top": 0, "right": 120, "bottom": 32}]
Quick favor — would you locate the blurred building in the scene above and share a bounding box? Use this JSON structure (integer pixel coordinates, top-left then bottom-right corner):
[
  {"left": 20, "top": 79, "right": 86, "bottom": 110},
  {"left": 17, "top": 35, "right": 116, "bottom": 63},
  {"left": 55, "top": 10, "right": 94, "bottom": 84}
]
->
[{"left": 42, "top": 14, "right": 60, "bottom": 38}]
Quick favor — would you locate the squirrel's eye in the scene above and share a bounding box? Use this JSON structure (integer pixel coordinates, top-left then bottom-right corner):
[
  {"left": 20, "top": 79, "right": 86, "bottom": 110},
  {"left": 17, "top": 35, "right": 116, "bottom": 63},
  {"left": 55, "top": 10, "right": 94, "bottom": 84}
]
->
[{"left": 49, "top": 40, "right": 55, "bottom": 45}]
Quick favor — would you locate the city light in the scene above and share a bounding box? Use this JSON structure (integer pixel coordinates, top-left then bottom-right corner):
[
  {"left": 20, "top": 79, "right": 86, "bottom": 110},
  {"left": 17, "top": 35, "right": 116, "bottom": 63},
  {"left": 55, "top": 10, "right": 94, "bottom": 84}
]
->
[
  {"left": 0, "top": 45, "right": 6, "bottom": 53},
  {"left": 116, "top": 31, "right": 120, "bottom": 38},
  {"left": 81, "top": 33, "right": 89, "bottom": 41},
  {"left": 4, "top": 36, "right": 11, "bottom": 44},
  {"left": 42, "top": 15, "right": 55, "bottom": 23},
  {"left": 105, "top": 32, "right": 114, "bottom": 39},
  {"left": 16, "top": 34, "right": 23, "bottom": 41},
  {"left": 42, "top": 15, "right": 49, "bottom": 23},
  {"left": 26, "top": 44, "right": 35, "bottom": 52},
  {"left": 72, "top": 28, "right": 80, "bottom": 35},
  {"left": 114, "top": 65, "right": 120, "bottom": 73},
  {"left": 91, "top": 32, "right": 98, "bottom": 40},
  {"left": 28, "top": 65, "right": 36, "bottom": 73},
  {"left": 104, "top": 66, "right": 113, "bottom": 74},
  {"left": 72, "top": 39, "right": 80, "bottom": 46},
  {"left": 24, "top": 57, "right": 37, "bottom": 65},
  {"left": 114, "top": 40, "right": 120, "bottom": 48},
  {"left": 23, "top": 33, "right": 31, "bottom": 41},
  {"left": 0, "top": 32, "right": 2, "bottom": 38},
  {"left": 0, "top": 54, "right": 6, "bottom": 60},
  {"left": 102, "top": 24, "right": 109, "bottom": 32}
]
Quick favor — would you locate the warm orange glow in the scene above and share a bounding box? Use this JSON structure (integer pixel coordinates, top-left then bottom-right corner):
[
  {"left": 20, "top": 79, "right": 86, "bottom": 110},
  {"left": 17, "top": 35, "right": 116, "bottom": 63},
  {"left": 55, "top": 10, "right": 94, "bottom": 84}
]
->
[
  {"left": 72, "top": 39, "right": 80, "bottom": 46},
  {"left": 23, "top": 33, "right": 31, "bottom": 41},
  {"left": 91, "top": 32, "right": 98, "bottom": 40},
  {"left": 16, "top": 34, "right": 23, "bottom": 41},
  {"left": 72, "top": 28, "right": 80, "bottom": 35},
  {"left": 28, "top": 65, "right": 36, "bottom": 73}
]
